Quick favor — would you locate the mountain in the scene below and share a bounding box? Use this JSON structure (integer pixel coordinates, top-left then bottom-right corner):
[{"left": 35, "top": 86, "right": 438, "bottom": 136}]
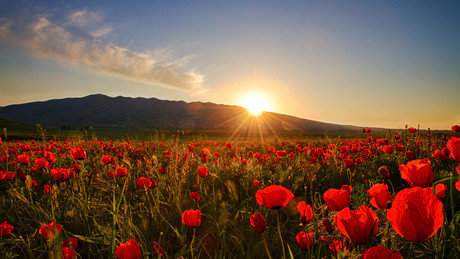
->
[{"left": 0, "top": 94, "right": 376, "bottom": 135}]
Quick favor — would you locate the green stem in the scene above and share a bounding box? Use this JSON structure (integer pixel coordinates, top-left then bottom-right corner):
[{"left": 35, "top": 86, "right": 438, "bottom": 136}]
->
[
  {"left": 261, "top": 234, "right": 273, "bottom": 259},
  {"left": 449, "top": 171, "right": 455, "bottom": 228},
  {"left": 387, "top": 178, "right": 395, "bottom": 195},
  {"left": 407, "top": 241, "right": 414, "bottom": 259},
  {"left": 277, "top": 211, "right": 286, "bottom": 259},
  {"left": 190, "top": 228, "right": 196, "bottom": 258}
]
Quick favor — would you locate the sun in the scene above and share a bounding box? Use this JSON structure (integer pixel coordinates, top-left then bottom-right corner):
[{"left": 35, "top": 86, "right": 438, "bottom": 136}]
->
[{"left": 240, "top": 93, "right": 270, "bottom": 116}]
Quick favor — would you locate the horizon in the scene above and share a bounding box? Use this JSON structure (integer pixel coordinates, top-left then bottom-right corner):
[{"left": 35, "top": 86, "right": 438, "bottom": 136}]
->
[
  {"left": 1, "top": 1, "right": 459, "bottom": 130},
  {"left": 0, "top": 93, "right": 452, "bottom": 131}
]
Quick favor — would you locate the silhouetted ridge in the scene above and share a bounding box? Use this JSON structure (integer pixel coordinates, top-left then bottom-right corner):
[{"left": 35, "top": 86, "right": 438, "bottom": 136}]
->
[{"left": 0, "top": 94, "right": 378, "bottom": 134}]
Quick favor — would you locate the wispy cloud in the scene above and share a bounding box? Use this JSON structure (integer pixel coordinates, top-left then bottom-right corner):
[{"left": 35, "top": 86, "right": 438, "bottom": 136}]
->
[{"left": 0, "top": 10, "right": 205, "bottom": 92}]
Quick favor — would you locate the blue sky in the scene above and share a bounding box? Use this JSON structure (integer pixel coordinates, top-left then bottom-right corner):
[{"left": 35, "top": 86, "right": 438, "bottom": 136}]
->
[{"left": 1, "top": 0, "right": 459, "bottom": 129}]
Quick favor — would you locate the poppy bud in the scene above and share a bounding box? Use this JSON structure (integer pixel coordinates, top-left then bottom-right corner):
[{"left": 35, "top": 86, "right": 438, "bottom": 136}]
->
[
  {"left": 323, "top": 218, "right": 334, "bottom": 234},
  {"left": 190, "top": 192, "right": 200, "bottom": 201},
  {"left": 296, "top": 231, "right": 314, "bottom": 250},
  {"left": 378, "top": 166, "right": 390, "bottom": 178},
  {"left": 250, "top": 213, "right": 267, "bottom": 233}
]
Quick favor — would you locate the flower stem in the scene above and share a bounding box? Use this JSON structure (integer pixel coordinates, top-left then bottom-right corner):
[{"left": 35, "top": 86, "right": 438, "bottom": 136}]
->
[
  {"left": 449, "top": 171, "right": 455, "bottom": 229},
  {"left": 261, "top": 234, "right": 273, "bottom": 259},
  {"left": 277, "top": 211, "right": 286, "bottom": 259},
  {"left": 190, "top": 228, "right": 196, "bottom": 258}
]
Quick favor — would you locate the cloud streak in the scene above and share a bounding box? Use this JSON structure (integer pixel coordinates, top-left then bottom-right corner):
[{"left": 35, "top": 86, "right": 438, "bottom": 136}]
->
[{"left": 0, "top": 11, "right": 205, "bottom": 92}]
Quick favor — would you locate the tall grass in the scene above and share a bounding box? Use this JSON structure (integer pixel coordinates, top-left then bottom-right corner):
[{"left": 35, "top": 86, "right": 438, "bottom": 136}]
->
[{"left": 0, "top": 131, "right": 459, "bottom": 258}]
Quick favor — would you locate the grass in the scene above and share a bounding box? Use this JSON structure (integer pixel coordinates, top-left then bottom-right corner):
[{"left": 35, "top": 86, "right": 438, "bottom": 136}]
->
[{"left": 0, "top": 129, "right": 459, "bottom": 258}]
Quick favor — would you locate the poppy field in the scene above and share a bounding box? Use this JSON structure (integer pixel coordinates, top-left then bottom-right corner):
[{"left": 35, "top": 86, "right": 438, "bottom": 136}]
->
[{"left": 1, "top": 126, "right": 460, "bottom": 258}]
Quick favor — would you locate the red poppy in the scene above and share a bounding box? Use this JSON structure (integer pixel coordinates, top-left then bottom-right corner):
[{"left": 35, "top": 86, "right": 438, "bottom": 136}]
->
[
  {"left": 50, "top": 168, "right": 72, "bottom": 181},
  {"left": 0, "top": 221, "right": 14, "bottom": 237},
  {"left": 335, "top": 205, "right": 379, "bottom": 245},
  {"left": 39, "top": 222, "right": 63, "bottom": 239},
  {"left": 116, "top": 167, "right": 128, "bottom": 177},
  {"left": 136, "top": 177, "right": 156, "bottom": 190},
  {"left": 296, "top": 231, "right": 314, "bottom": 250},
  {"left": 158, "top": 166, "right": 166, "bottom": 174},
  {"left": 366, "top": 184, "right": 392, "bottom": 209},
  {"left": 456, "top": 180, "right": 460, "bottom": 192},
  {"left": 43, "top": 184, "right": 50, "bottom": 194},
  {"left": 190, "top": 192, "right": 200, "bottom": 201},
  {"left": 101, "top": 155, "right": 115, "bottom": 165},
  {"left": 323, "top": 185, "right": 352, "bottom": 211},
  {"left": 344, "top": 158, "right": 354, "bottom": 168},
  {"left": 406, "top": 150, "right": 416, "bottom": 160},
  {"left": 399, "top": 158, "right": 433, "bottom": 187},
  {"left": 366, "top": 128, "right": 372, "bottom": 134},
  {"left": 0, "top": 171, "right": 15, "bottom": 181},
  {"left": 255, "top": 185, "right": 294, "bottom": 209},
  {"left": 70, "top": 147, "right": 86, "bottom": 160},
  {"left": 250, "top": 212, "right": 267, "bottom": 233},
  {"left": 435, "top": 183, "right": 447, "bottom": 199},
  {"left": 182, "top": 209, "right": 201, "bottom": 227},
  {"left": 275, "top": 150, "right": 287, "bottom": 157},
  {"left": 198, "top": 167, "right": 208, "bottom": 177},
  {"left": 153, "top": 242, "right": 166, "bottom": 257},
  {"left": 432, "top": 149, "right": 448, "bottom": 161},
  {"left": 62, "top": 247, "right": 76, "bottom": 259},
  {"left": 361, "top": 246, "right": 401, "bottom": 259},
  {"left": 63, "top": 237, "right": 78, "bottom": 249},
  {"left": 115, "top": 239, "right": 142, "bottom": 259},
  {"left": 387, "top": 187, "right": 444, "bottom": 242},
  {"left": 383, "top": 145, "right": 394, "bottom": 154},
  {"left": 296, "top": 201, "right": 313, "bottom": 225},
  {"left": 225, "top": 143, "right": 232, "bottom": 149},
  {"left": 329, "top": 240, "right": 351, "bottom": 256},
  {"left": 378, "top": 166, "right": 390, "bottom": 178},
  {"left": 447, "top": 137, "right": 460, "bottom": 161},
  {"left": 16, "top": 154, "right": 30, "bottom": 165},
  {"left": 72, "top": 163, "right": 81, "bottom": 173},
  {"left": 44, "top": 151, "right": 56, "bottom": 163},
  {"left": 252, "top": 180, "right": 260, "bottom": 188},
  {"left": 452, "top": 125, "right": 460, "bottom": 133},
  {"left": 108, "top": 170, "right": 117, "bottom": 178},
  {"left": 408, "top": 127, "right": 417, "bottom": 133}
]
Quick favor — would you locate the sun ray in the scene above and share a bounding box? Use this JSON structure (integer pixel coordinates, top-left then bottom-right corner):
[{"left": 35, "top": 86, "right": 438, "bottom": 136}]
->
[{"left": 240, "top": 92, "right": 270, "bottom": 116}]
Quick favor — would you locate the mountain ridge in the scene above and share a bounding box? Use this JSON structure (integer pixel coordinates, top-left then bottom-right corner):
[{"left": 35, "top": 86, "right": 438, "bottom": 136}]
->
[{"left": 0, "top": 94, "right": 383, "bottom": 134}]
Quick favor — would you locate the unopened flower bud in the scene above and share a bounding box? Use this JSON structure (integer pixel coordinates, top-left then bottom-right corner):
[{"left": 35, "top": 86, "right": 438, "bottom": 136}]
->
[{"left": 378, "top": 165, "right": 390, "bottom": 178}]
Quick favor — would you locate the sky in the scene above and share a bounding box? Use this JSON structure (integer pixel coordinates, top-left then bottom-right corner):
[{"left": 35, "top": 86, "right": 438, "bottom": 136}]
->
[{"left": 1, "top": 0, "right": 459, "bottom": 130}]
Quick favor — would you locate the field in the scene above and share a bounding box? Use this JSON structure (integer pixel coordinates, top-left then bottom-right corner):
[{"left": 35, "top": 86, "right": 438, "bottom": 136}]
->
[{"left": 0, "top": 128, "right": 459, "bottom": 258}]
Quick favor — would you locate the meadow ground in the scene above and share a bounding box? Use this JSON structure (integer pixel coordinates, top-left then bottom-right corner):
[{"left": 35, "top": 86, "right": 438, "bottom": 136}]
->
[{"left": 0, "top": 128, "right": 459, "bottom": 258}]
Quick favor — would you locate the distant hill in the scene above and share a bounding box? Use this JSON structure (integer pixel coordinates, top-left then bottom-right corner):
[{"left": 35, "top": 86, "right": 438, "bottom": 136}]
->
[{"left": 0, "top": 94, "right": 380, "bottom": 135}]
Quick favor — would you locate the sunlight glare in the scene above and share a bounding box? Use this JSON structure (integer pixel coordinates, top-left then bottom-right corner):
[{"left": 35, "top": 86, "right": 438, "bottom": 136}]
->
[{"left": 240, "top": 93, "right": 270, "bottom": 116}]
